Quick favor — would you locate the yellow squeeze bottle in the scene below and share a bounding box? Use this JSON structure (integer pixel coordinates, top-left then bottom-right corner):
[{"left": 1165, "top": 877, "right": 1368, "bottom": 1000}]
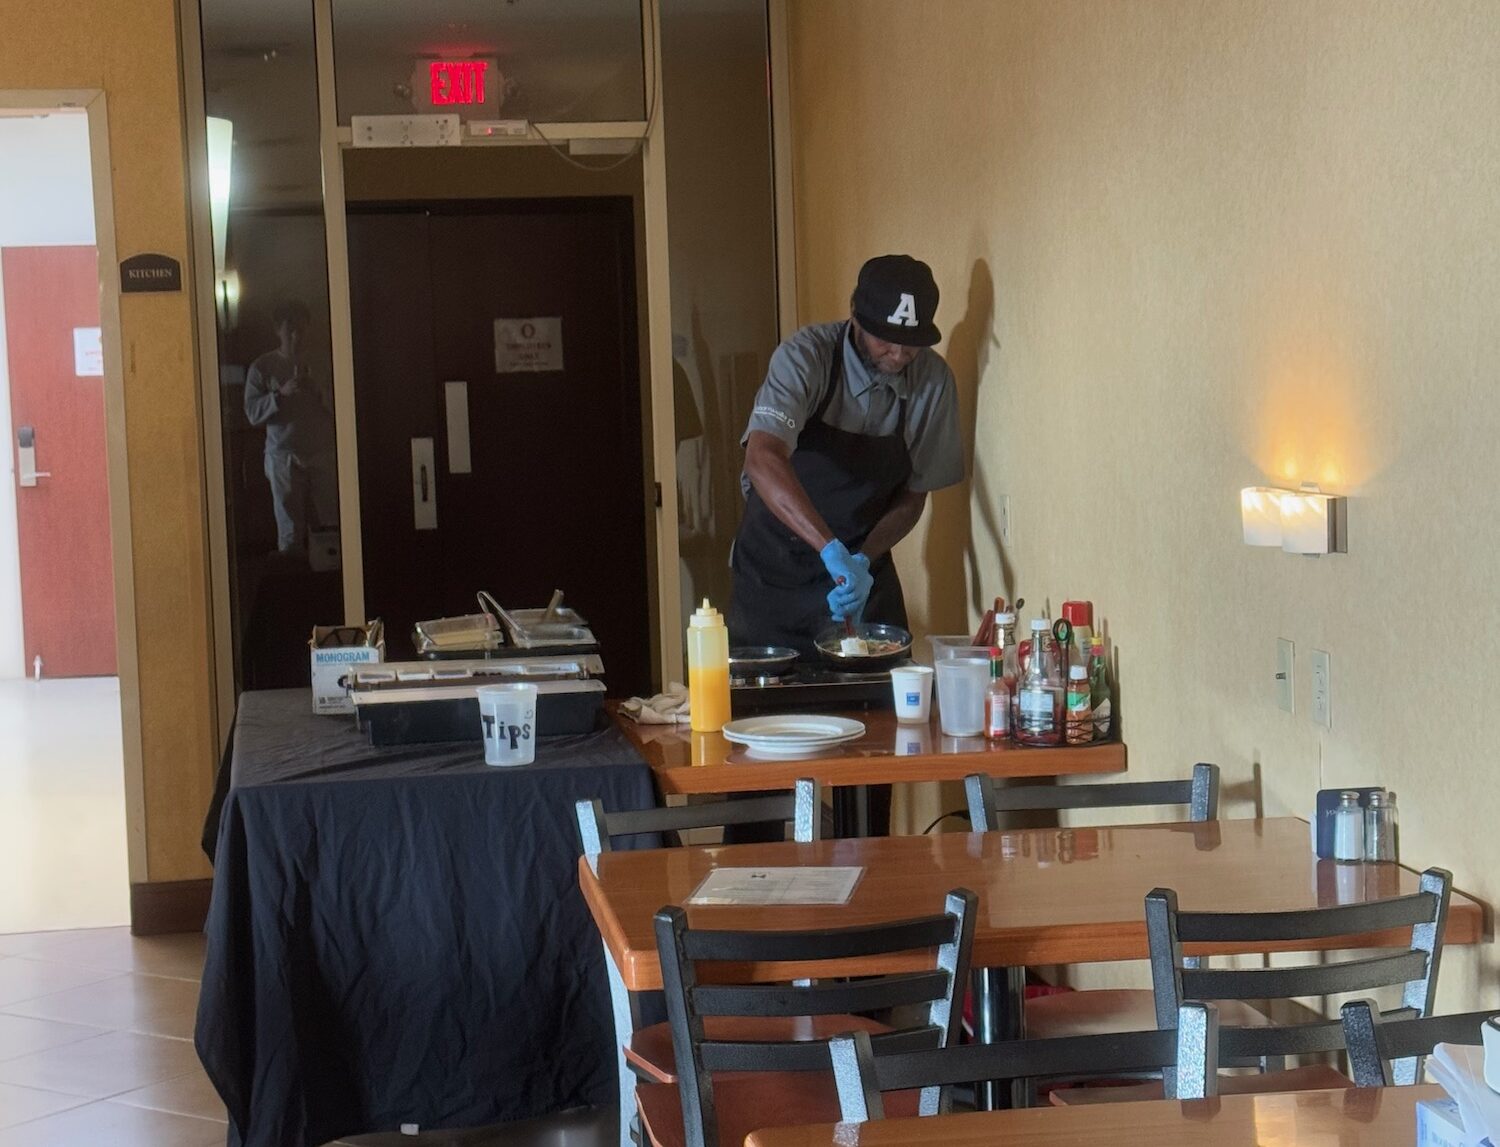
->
[{"left": 687, "top": 599, "right": 732, "bottom": 733}]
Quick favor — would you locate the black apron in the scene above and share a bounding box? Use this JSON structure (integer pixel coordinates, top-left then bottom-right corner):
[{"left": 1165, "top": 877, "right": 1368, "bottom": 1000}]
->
[{"left": 729, "top": 323, "right": 912, "bottom": 659}]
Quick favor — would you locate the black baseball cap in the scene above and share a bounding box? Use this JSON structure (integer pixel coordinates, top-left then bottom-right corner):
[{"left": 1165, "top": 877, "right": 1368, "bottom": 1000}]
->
[{"left": 851, "top": 254, "right": 941, "bottom": 347}]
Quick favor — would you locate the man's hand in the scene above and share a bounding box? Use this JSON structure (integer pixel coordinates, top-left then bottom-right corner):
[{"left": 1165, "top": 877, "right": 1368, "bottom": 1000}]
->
[
  {"left": 821, "top": 540, "right": 873, "bottom": 621},
  {"left": 280, "top": 369, "right": 302, "bottom": 397}
]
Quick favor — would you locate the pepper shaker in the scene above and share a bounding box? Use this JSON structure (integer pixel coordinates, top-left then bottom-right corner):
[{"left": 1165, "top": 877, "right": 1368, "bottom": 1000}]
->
[{"left": 1365, "top": 790, "right": 1399, "bottom": 863}]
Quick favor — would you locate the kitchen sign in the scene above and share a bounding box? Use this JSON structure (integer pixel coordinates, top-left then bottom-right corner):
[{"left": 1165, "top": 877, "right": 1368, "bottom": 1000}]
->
[
  {"left": 119, "top": 253, "right": 182, "bottom": 293},
  {"left": 494, "top": 317, "right": 563, "bottom": 374}
]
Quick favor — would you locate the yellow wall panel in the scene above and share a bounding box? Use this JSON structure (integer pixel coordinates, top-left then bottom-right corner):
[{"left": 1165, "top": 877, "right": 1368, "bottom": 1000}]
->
[
  {"left": 789, "top": 0, "right": 1500, "bottom": 1009},
  {"left": 0, "top": 0, "right": 216, "bottom": 884}
]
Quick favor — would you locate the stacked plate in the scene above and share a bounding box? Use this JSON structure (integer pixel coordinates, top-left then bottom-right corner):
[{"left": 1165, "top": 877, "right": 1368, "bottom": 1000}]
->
[{"left": 721, "top": 715, "right": 866, "bottom": 758}]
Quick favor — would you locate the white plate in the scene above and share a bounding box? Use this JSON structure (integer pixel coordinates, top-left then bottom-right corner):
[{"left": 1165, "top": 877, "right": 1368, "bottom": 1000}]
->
[
  {"left": 722, "top": 715, "right": 866, "bottom": 750},
  {"left": 742, "top": 740, "right": 859, "bottom": 759}
]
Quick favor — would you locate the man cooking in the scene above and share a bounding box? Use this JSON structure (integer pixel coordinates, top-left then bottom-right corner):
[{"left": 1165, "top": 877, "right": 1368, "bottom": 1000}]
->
[
  {"left": 728, "top": 254, "right": 963, "bottom": 836},
  {"left": 730, "top": 254, "right": 962, "bottom": 654}
]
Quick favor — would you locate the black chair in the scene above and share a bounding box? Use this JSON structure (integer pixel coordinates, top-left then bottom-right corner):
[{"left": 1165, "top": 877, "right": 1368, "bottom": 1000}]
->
[
  {"left": 963, "top": 764, "right": 1221, "bottom": 833},
  {"left": 829, "top": 1001, "right": 1221, "bottom": 1122},
  {"left": 640, "top": 888, "right": 978, "bottom": 1147},
  {"left": 1340, "top": 999, "right": 1493, "bottom": 1087},
  {"left": 575, "top": 778, "right": 824, "bottom": 1146},
  {"left": 576, "top": 779, "right": 823, "bottom": 861},
  {"left": 963, "top": 766, "right": 1237, "bottom": 1054},
  {"left": 1127, "top": 867, "right": 1454, "bottom": 1100}
]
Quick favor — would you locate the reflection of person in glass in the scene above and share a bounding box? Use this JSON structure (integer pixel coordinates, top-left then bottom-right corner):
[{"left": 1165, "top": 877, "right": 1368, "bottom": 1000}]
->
[{"left": 244, "top": 301, "right": 337, "bottom": 557}]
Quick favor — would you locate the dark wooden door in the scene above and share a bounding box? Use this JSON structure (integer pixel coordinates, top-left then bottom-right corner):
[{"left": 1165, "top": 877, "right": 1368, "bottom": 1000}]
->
[
  {"left": 348, "top": 211, "right": 445, "bottom": 654},
  {"left": 347, "top": 200, "right": 651, "bottom": 696}
]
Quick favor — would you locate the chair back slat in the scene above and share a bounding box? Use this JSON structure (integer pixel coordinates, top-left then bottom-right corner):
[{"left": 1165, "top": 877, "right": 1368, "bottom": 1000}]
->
[
  {"left": 1183, "top": 951, "right": 1430, "bottom": 1001},
  {"left": 681, "top": 914, "right": 955, "bottom": 963},
  {"left": 699, "top": 1026, "right": 941, "bottom": 1074},
  {"left": 830, "top": 1003, "right": 1221, "bottom": 1121},
  {"left": 576, "top": 778, "right": 822, "bottom": 861},
  {"left": 1341, "top": 999, "right": 1493, "bottom": 1087},
  {"left": 694, "top": 973, "right": 951, "bottom": 1019},
  {"left": 654, "top": 888, "right": 977, "bottom": 1147},
  {"left": 1215, "top": 1016, "right": 1361, "bottom": 1061},
  {"left": 1175, "top": 893, "right": 1441, "bottom": 944},
  {"left": 964, "top": 764, "right": 1219, "bottom": 832}
]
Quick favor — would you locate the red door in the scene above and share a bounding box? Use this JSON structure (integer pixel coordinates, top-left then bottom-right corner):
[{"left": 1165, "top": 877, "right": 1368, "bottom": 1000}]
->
[{"left": 4, "top": 245, "right": 116, "bottom": 677}]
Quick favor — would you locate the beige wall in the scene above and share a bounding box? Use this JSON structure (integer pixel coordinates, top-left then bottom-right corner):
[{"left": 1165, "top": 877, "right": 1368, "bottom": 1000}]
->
[
  {"left": 790, "top": 0, "right": 1500, "bottom": 1011},
  {"left": 0, "top": 0, "right": 217, "bottom": 886}
]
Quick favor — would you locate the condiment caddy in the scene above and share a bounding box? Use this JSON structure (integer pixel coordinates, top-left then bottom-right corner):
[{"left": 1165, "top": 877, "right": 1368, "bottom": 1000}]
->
[{"left": 952, "top": 596, "right": 1116, "bottom": 748}]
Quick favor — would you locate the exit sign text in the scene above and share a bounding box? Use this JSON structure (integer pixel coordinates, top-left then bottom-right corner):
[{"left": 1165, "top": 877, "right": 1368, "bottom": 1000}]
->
[{"left": 429, "top": 60, "right": 488, "bottom": 106}]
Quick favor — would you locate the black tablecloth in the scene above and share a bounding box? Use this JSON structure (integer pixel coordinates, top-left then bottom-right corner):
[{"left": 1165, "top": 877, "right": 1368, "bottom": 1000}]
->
[{"left": 195, "top": 689, "right": 657, "bottom": 1147}]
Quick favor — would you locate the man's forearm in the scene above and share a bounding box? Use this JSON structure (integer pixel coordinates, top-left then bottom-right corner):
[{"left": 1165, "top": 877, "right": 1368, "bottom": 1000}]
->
[
  {"left": 859, "top": 489, "right": 928, "bottom": 562},
  {"left": 745, "top": 432, "right": 836, "bottom": 552}
]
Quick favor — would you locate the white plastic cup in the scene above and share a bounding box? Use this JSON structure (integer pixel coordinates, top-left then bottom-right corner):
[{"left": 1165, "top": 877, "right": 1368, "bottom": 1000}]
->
[
  {"left": 889, "top": 665, "right": 934, "bottom": 724},
  {"left": 477, "top": 683, "right": 539, "bottom": 766},
  {"left": 935, "top": 657, "right": 988, "bottom": 737},
  {"left": 893, "top": 722, "right": 932, "bottom": 757}
]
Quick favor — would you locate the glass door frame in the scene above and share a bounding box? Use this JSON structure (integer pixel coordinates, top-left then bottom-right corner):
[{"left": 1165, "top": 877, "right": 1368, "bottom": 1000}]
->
[{"left": 185, "top": 0, "right": 801, "bottom": 731}]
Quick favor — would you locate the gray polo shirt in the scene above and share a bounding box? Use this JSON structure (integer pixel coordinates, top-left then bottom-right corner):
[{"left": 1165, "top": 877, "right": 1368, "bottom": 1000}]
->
[{"left": 740, "top": 321, "right": 963, "bottom": 496}]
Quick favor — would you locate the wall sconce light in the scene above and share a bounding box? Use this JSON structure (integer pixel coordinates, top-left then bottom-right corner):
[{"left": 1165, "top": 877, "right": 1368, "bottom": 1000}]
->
[
  {"left": 206, "top": 116, "right": 233, "bottom": 276},
  {"left": 1240, "top": 483, "right": 1347, "bottom": 555},
  {"left": 1240, "top": 486, "right": 1285, "bottom": 547}
]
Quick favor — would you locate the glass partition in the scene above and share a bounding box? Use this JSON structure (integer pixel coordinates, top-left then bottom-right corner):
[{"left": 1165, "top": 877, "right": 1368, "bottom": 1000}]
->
[
  {"left": 332, "top": 0, "right": 646, "bottom": 124},
  {"left": 661, "top": 0, "right": 779, "bottom": 623},
  {"left": 198, "top": 0, "right": 344, "bottom": 689}
]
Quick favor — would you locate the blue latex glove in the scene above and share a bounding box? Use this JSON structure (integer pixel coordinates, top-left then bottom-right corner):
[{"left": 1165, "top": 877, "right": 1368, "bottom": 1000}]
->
[{"left": 820, "top": 540, "right": 873, "bottom": 622}]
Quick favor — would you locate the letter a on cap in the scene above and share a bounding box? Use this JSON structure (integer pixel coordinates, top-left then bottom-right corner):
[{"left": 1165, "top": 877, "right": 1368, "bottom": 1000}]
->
[{"left": 887, "top": 293, "right": 919, "bottom": 328}]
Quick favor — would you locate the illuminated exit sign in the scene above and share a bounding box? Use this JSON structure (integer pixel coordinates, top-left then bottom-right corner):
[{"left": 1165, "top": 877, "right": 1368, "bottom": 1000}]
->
[
  {"left": 411, "top": 57, "right": 501, "bottom": 116},
  {"left": 430, "top": 60, "right": 486, "bottom": 105}
]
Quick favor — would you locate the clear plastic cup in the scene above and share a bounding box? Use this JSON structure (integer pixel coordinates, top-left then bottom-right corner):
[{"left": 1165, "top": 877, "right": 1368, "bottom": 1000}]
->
[
  {"left": 927, "top": 635, "right": 990, "bottom": 666},
  {"left": 889, "top": 665, "right": 934, "bottom": 724},
  {"left": 477, "top": 683, "right": 539, "bottom": 766},
  {"left": 935, "top": 657, "right": 988, "bottom": 737}
]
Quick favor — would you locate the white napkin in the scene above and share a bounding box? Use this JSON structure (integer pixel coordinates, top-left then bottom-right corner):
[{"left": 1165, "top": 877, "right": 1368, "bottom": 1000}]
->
[
  {"left": 1427, "top": 1042, "right": 1500, "bottom": 1147},
  {"left": 619, "top": 682, "right": 691, "bottom": 725}
]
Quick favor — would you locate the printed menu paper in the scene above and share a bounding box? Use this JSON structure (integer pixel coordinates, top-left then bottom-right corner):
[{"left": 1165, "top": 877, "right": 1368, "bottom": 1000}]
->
[{"left": 686, "top": 866, "right": 864, "bottom": 907}]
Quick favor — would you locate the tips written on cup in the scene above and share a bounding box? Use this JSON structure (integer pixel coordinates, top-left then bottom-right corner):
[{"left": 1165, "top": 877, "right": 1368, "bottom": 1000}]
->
[{"left": 477, "top": 682, "right": 540, "bottom": 766}]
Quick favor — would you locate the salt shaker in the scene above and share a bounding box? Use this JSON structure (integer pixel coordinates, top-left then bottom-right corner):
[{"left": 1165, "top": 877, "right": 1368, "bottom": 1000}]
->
[
  {"left": 1332, "top": 790, "right": 1366, "bottom": 863},
  {"left": 1365, "top": 790, "right": 1399, "bottom": 863}
]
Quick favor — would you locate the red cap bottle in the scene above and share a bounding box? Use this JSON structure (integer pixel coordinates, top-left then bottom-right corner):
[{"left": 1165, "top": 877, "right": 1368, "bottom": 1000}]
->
[{"left": 1061, "top": 600, "right": 1094, "bottom": 629}]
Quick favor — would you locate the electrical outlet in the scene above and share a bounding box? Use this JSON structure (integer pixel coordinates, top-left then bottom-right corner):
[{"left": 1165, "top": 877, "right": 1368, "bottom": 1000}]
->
[
  {"left": 999, "top": 495, "right": 1012, "bottom": 547},
  {"left": 1311, "top": 649, "right": 1331, "bottom": 728},
  {"left": 1275, "top": 639, "right": 1294, "bottom": 714}
]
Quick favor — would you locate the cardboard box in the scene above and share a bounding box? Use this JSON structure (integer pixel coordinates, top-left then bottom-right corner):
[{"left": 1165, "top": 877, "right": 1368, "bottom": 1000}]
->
[{"left": 310, "top": 622, "right": 384, "bottom": 715}]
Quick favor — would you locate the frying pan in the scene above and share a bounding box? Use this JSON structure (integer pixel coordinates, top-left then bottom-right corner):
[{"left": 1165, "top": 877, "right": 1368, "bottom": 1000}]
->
[
  {"left": 813, "top": 621, "right": 913, "bottom": 672},
  {"left": 728, "top": 646, "right": 801, "bottom": 677}
]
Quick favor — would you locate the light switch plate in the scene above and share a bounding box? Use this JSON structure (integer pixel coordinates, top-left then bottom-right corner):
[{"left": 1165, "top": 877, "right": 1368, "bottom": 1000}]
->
[
  {"left": 1276, "top": 639, "right": 1294, "bottom": 714},
  {"left": 1311, "top": 649, "right": 1331, "bottom": 728},
  {"left": 999, "top": 495, "right": 1012, "bottom": 547}
]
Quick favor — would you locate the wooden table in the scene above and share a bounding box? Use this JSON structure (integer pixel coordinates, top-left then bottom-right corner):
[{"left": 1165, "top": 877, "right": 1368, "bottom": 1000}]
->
[
  {"left": 745, "top": 1084, "right": 1447, "bottom": 1146},
  {"left": 611, "top": 704, "right": 1127, "bottom": 795},
  {"left": 580, "top": 817, "right": 1485, "bottom": 991}
]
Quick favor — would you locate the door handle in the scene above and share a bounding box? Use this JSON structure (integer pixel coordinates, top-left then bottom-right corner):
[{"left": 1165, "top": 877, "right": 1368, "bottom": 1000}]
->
[
  {"left": 411, "top": 437, "right": 437, "bottom": 530},
  {"left": 17, "top": 426, "right": 51, "bottom": 487}
]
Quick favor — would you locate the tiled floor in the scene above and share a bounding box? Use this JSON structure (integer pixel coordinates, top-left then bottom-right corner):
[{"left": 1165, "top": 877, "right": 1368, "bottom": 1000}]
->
[
  {"left": 0, "top": 677, "right": 130, "bottom": 934},
  {"left": 0, "top": 927, "right": 615, "bottom": 1147}
]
